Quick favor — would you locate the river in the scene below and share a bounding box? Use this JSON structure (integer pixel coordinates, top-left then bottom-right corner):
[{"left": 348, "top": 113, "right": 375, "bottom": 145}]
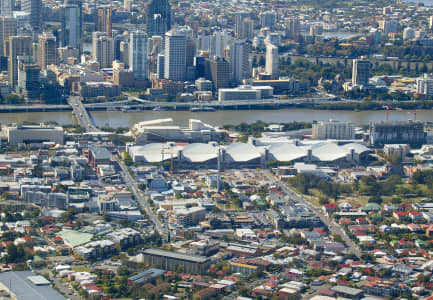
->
[
  {"left": 0, "top": 109, "right": 431, "bottom": 128},
  {"left": 402, "top": 0, "right": 433, "bottom": 5}
]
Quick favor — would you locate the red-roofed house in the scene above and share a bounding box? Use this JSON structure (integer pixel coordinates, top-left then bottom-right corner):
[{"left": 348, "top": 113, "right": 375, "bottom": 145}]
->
[
  {"left": 393, "top": 211, "right": 409, "bottom": 221},
  {"left": 409, "top": 211, "right": 424, "bottom": 221}
]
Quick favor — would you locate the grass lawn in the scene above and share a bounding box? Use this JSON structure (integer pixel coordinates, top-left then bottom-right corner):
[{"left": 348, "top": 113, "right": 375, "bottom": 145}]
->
[{"left": 72, "top": 266, "right": 91, "bottom": 273}]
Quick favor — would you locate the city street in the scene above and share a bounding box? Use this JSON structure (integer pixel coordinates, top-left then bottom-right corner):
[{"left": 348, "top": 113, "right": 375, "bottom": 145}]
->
[
  {"left": 261, "top": 170, "right": 362, "bottom": 258},
  {"left": 115, "top": 155, "right": 170, "bottom": 241}
]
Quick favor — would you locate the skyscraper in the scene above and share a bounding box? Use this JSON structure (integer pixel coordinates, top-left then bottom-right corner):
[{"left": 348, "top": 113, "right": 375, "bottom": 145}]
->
[
  {"left": 129, "top": 30, "right": 147, "bottom": 79},
  {"left": 0, "top": 16, "right": 16, "bottom": 56},
  {"left": 22, "top": 0, "right": 41, "bottom": 30},
  {"left": 286, "top": 17, "right": 300, "bottom": 39},
  {"left": 92, "top": 32, "right": 113, "bottom": 69},
  {"left": 8, "top": 35, "right": 32, "bottom": 89},
  {"left": 229, "top": 39, "right": 249, "bottom": 83},
  {"left": 210, "top": 30, "right": 232, "bottom": 58},
  {"left": 157, "top": 53, "right": 164, "bottom": 79},
  {"left": 352, "top": 59, "right": 370, "bottom": 87},
  {"left": 146, "top": 0, "right": 171, "bottom": 36},
  {"left": 265, "top": 43, "right": 279, "bottom": 80},
  {"left": 379, "top": 19, "right": 398, "bottom": 34},
  {"left": 259, "top": 12, "right": 276, "bottom": 30},
  {"left": 234, "top": 12, "right": 250, "bottom": 38},
  {"left": 37, "top": 32, "right": 57, "bottom": 69},
  {"left": 164, "top": 28, "right": 187, "bottom": 81},
  {"left": 17, "top": 56, "right": 40, "bottom": 99},
  {"left": 148, "top": 35, "right": 163, "bottom": 56},
  {"left": 0, "top": 0, "right": 13, "bottom": 17},
  {"left": 61, "top": 0, "right": 82, "bottom": 52},
  {"left": 205, "top": 56, "right": 230, "bottom": 91},
  {"left": 156, "top": 53, "right": 165, "bottom": 79},
  {"left": 96, "top": 6, "right": 112, "bottom": 37}
]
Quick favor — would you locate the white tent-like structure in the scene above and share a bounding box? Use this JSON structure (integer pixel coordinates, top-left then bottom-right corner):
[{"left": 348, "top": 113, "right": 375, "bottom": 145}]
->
[
  {"left": 181, "top": 143, "right": 219, "bottom": 163},
  {"left": 268, "top": 143, "right": 309, "bottom": 161},
  {"left": 128, "top": 143, "right": 179, "bottom": 163},
  {"left": 128, "top": 140, "right": 371, "bottom": 164},
  {"left": 224, "top": 143, "right": 262, "bottom": 163}
]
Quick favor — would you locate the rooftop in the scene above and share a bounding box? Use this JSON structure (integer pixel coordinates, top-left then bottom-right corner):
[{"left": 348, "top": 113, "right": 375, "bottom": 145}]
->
[
  {"left": 0, "top": 271, "right": 66, "bottom": 300},
  {"left": 142, "top": 248, "right": 210, "bottom": 263}
]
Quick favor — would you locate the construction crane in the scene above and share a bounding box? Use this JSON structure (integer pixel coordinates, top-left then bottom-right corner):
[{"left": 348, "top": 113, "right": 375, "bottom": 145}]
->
[
  {"left": 382, "top": 105, "right": 402, "bottom": 121},
  {"left": 408, "top": 110, "right": 418, "bottom": 121},
  {"left": 161, "top": 145, "right": 174, "bottom": 175}
]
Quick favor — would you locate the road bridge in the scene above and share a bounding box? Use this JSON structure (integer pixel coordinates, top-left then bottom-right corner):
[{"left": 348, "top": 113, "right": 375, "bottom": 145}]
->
[{"left": 68, "top": 96, "right": 98, "bottom": 132}]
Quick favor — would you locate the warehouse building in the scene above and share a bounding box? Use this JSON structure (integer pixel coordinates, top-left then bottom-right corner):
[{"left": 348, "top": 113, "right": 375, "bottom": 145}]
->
[
  {"left": 142, "top": 248, "right": 211, "bottom": 274},
  {"left": 7, "top": 123, "right": 64, "bottom": 145},
  {"left": 0, "top": 271, "right": 66, "bottom": 300}
]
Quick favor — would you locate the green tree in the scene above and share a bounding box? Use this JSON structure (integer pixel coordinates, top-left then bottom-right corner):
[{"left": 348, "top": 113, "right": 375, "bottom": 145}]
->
[
  {"left": 368, "top": 195, "right": 383, "bottom": 204},
  {"left": 123, "top": 152, "right": 133, "bottom": 166},
  {"left": 4, "top": 94, "right": 23, "bottom": 104}
]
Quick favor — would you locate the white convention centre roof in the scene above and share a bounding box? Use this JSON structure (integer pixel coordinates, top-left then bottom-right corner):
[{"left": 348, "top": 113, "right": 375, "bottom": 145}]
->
[
  {"left": 224, "top": 143, "right": 262, "bottom": 162},
  {"left": 268, "top": 143, "right": 309, "bottom": 161},
  {"left": 182, "top": 143, "right": 219, "bottom": 162}
]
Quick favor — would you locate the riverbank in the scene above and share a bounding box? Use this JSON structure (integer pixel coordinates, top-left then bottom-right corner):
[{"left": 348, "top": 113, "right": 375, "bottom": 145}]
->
[{"left": 1, "top": 100, "right": 432, "bottom": 113}]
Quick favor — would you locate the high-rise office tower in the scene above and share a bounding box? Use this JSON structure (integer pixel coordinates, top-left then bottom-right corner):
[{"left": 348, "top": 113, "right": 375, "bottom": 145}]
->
[
  {"left": 119, "top": 41, "right": 129, "bottom": 66},
  {"left": 0, "top": 16, "right": 16, "bottom": 56},
  {"left": 113, "top": 34, "right": 122, "bottom": 61},
  {"left": 61, "top": 0, "right": 82, "bottom": 52},
  {"left": 265, "top": 43, "right": 279, "bottom": 80},
  {"left": 92, "top": 31, "right": 113, "bottom": 69},
  {"left": 164, "top": 28, "right": 187, "bottom": 81},
  {"left": 8, "top": 35, "right": 32, "bottom": 89},
  {"left": 148, "top": 35, "right": 163, "bottom": 56},
  {"left": 129, "top": 30, "right": 147, "bottom": 79},
  {"left": 146, "top": 0, "right": 171, "bottom": 36},
  {"left": 96, "top": 6, "right": 112, "bottom": 37},
  {"left": 37, "top": 32, "right": 57, "bottom": 69},
  {"left": 186, "top": 38, "right": 196, "bottom": 81},
  {"left": 186, "top": 38, "right": 196, "bottom": 67},
  {"left": 17, "top": 56, "right": 40, "bottom": 99},
  {"left": 0, "top": 0, "right": 13, "bottom": 17},
  {"left": 286, "top": 17, "right": 300, "bottom": 39},
  {"left": 259, "top": 11, "right": 276, "bottom": 30},
  {"left": 352, "top": 59, "right": 371, "bottom": 87},
  {"left": 379, "top": 19, "right": 398, "bottom": 34},
  {"left": 236, "top": 17, "right": 254, "bottom": 40},
  {"left": 229, "top": 39, "right": 249, "bottom": 83},
  {"left": 205, "top": 56, "right": 230, "bottom": 91},
  {"left": 22, "top": 0, "right": 41, "bottom": 30},
  {"left": 157, "top": 53, "right": 164, "bottom": 79},
  {"left": 198, "top": 31, "right": 210, "bottom": 52},
  {"left": 242, "top": 19, "right": 254, "bottom": 39},
  {"left": 234, "top": 12, "right": 250, "bottom": 38},
  {"left": 210, "top": 30, "right": 232, "bottom": 58},
  {"left": 194, "top": 55, "right": 205, "bottom": 78}
]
